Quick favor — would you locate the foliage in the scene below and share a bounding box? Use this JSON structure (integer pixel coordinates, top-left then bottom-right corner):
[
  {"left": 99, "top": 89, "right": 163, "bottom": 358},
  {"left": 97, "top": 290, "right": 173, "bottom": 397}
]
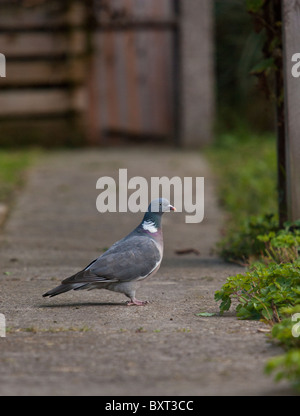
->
[
  {"left": 212, "top": 0, "right": 299, "bottom": 393},
  {"left": 265, "top": 305, "right": 300, "bottom": 390},
  {"left": 205, "top": 129, "right": 277, "bottom": 262},
  {"left": 214, "top": 224, "right": 300, "bottom": 391},
  {"left": 214, "top": 0, "right": 273, "bottom": 131},
  {"left": 257, "top": 222, "right": 300, "bottom": 265},
  {"left": 215, "top": 259, "right": 300, "bottom": 324},
  {"left": 246, "top": 0, "right": 265, "bottom": 14},
  {"left": 265, "top": 350, "right": 300, "bottom": 390},
  {"left": 246, "top": 0, "right": 283, "bottom": 103},
  {"left": 270, "top": 306, "right": 300, "bottom": 349},
  {"left": 207, "top": 130, "right": 277, "bottom": 220},
  {"left": 218, "top": 214, "right": 279, "bottom": 263}
]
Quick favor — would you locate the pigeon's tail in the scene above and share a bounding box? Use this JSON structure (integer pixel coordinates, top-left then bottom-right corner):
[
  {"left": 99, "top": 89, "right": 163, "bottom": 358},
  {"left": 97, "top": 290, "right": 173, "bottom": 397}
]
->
[{"left": 43, "top": 282, "right": 87, "bottom": 298}]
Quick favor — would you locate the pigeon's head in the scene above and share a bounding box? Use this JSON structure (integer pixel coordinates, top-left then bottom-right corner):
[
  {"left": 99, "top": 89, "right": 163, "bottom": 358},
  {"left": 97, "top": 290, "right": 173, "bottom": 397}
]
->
[{"left": 148, "top": 198, "right": 176, "bottom": 214}]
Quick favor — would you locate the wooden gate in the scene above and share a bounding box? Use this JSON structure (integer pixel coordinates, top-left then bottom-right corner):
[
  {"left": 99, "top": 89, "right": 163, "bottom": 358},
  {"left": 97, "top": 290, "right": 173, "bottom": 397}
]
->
[
  {"left": 87, "top": 0, "right": 179, "bottom": 145},
  {"left": 0, "top": 0, "right": 179, "bottom": 146},
  {"left": 0, "top": 0, "right": 214, "bottom": 147}
]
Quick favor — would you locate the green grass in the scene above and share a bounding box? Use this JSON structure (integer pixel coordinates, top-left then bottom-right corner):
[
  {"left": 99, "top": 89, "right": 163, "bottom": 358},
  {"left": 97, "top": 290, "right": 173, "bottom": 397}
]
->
[
  {"left": 205, "top": 129, "right": 278, "bottom": 261},
  {"left": 0, "top": 150, "right": 37, "bottom": 203},
  {"left": 206, "top": 130, "right": 277, "bottom": 222}
]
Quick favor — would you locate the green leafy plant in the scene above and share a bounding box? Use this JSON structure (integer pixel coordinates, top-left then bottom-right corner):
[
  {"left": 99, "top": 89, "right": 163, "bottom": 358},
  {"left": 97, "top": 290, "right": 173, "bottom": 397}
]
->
[
  {"left": 218, "top": 213, "right": 279, "bottom": 263},
  {"left": 265, "top": 350, "right": 300, "bottom": 390},
  {"left": 246, "top": 0, "right": 265, "bottom": 14},
  {"left": 215, "top": 260, "right": 300, "bottom": 324},
  {"left": 265, "top": 305, "right": 300, "bottom": 390},
  {"left": 270, "top": 306, "right": 300, "bottom": 348},
  {"left": 257, "top": 222, "right": 300, "bottom": 265},
  {"left": 215, "top": 225, "right": 300, "bottom": 391}
]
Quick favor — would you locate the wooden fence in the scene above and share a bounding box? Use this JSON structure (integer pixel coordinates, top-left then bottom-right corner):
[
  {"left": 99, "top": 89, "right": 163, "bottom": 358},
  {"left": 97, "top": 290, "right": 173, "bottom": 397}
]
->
[
  {"left": 0, "top": 0, "right": 214, "bottom": 147},
  {"left": 0, "top": 1, "right": 87, "bottom": 145}
]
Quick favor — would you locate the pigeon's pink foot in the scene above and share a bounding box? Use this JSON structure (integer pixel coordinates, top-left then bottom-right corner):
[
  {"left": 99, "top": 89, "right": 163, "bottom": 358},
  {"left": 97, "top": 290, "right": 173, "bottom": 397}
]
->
[{"left": 127, "top": 298, "right": 149, "bottom": 306}]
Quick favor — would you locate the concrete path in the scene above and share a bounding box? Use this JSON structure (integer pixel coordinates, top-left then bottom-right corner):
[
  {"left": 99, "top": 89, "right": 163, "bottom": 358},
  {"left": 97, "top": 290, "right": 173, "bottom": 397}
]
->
[{"left": 0, "top": 147, "right": 293, "bottom": 396}]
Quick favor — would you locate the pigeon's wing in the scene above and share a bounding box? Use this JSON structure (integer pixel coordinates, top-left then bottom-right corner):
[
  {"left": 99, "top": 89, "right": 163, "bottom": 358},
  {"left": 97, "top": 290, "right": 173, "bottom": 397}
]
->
[{"left": 62, "top": 235, "right": 161, "bottom": 284}]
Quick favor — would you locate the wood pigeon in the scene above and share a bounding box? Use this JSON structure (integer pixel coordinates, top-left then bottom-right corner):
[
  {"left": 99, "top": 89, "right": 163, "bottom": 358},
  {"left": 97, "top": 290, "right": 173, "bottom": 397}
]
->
[{"left": 43, "top": 198, "right": 176, "bottom": 305}]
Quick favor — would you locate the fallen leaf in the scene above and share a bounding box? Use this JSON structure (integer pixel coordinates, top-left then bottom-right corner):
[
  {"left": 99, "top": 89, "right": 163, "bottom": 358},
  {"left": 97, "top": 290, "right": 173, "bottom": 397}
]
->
[{"left": 175, "top": 248, "right": 200, "bottom": 256}]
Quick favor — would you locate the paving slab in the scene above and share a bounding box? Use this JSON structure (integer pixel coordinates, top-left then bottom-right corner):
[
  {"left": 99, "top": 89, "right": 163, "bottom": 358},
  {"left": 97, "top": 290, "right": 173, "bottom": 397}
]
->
[{"left": 0, "top": 147, "right": 294, "bottom": 396}]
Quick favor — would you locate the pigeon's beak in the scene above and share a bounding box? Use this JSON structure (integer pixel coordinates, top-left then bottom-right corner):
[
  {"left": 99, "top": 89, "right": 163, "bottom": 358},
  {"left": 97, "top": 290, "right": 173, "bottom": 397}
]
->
[{"left": 169, "top": 204, "right": 176, "bottom": 212}]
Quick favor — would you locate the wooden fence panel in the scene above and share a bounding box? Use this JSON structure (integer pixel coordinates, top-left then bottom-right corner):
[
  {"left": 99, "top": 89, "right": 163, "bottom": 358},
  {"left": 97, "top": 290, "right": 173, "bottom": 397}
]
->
[
  {"left": 90, "top": 0, "right": 175, "bottom": 143},
  {"left": 0, "top": 0, "right": 88, "bottom": 145},
  {"left": 2, "top": 59, "right": 86, "bottom": 87},
  {"left": 0, "top": 89, "right": 71, "bottom": 116},
  {"left": 0, "top": 0, "right": 214, "bottom": 147},
  {"left": 0, "top": 31, "right": 86, "bottom": 58}
]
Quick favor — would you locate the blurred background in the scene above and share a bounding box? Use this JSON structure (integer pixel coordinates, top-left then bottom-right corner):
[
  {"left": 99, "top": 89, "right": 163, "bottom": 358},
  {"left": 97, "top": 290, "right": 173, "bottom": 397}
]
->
[{"left": 0, "top": 0, "right": 274, "bottom": 147}]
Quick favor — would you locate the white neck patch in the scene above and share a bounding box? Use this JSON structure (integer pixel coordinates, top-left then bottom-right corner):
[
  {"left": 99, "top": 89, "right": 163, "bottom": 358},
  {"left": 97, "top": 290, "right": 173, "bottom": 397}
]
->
[{"left": 142, "top": 220, "right": 158, "bottom": 233}]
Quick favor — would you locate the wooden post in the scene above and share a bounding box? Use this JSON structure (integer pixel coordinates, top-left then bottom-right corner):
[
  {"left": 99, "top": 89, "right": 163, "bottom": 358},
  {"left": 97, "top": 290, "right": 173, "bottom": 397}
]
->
[
  {"left": 180, "top": 0, "right": 214, "bottom": 147},
  {"left": 282, "top": 0, "right": 300, "bottom": 221}
]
